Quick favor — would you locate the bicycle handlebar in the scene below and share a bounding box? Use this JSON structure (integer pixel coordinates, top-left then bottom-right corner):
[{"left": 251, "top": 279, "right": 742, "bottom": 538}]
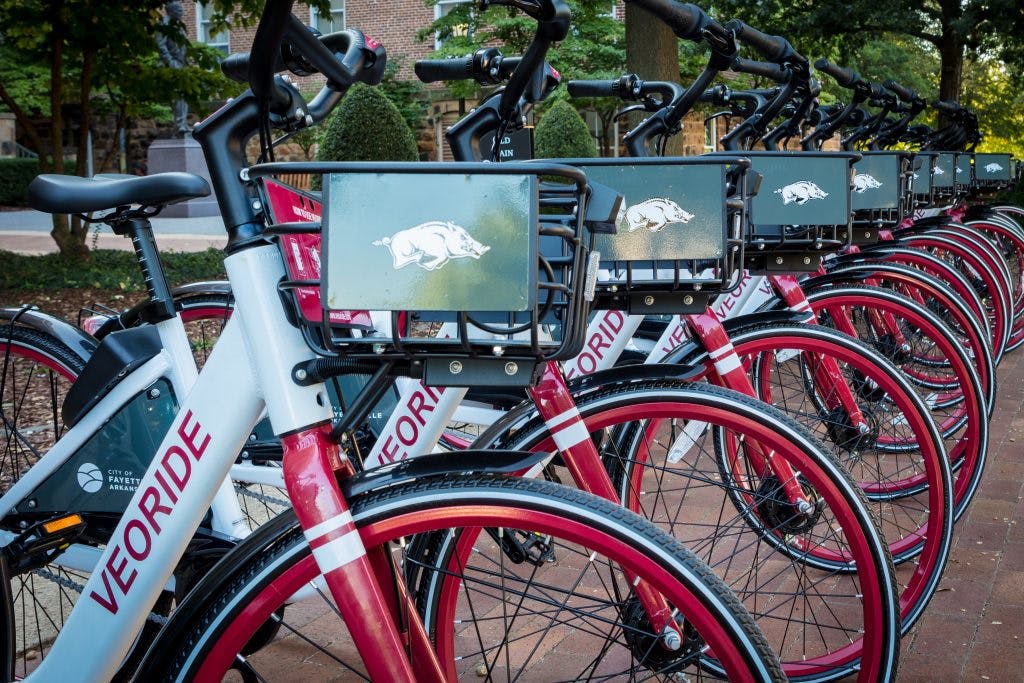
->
[
  {"left": 725, "top": 19, "right": 805, "bottom": 66},
  {"left": 567, "top": 75, "right": 683, "bottom": 103},
  {"left": 625, "top": 0, "right": 728, "bottom": 42},
  {"left": 731, "top": 56, "right": 788, "bottom": 82},
  {"left": 883, "top": 79, "right": 916, "bottom": 102},
  {"left": 222, "top": 22, "right": 385, "bottom": 113},
  {"left": 813, "top": 58, "right": 858, "bottom": 88},
  {"left": 415, "top": 48, "right": 522, "bottom": 85}
]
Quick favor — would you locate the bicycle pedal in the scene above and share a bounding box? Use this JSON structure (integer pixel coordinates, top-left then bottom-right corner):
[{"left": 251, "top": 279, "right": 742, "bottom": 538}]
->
[
  {"left": 3, "top": 513, "right": 86, "bottom": 572},
  {"left": 488, "top": 528, "right": 555, "bottom": 565}
]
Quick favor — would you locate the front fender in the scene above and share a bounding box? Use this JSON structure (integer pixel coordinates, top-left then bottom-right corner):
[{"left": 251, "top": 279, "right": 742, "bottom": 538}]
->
[
  {"left": 341, "top": 450, "right": 550, "bottom": 499},
  {"left": 659, "top": 310, "right": 814, "bottom": 365}
]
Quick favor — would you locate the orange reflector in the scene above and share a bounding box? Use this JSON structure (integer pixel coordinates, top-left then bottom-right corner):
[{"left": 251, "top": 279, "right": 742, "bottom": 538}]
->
[{"left": 42, "top": 514, "right": 83, "bottom": 535}]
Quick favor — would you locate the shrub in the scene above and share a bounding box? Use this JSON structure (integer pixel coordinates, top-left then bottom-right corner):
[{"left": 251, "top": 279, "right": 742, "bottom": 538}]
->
[
  {"left": 534, "top": 100, "right": 598, "bottom": 160},
  {"left": 0, "top": 248, "right": 225, "bottom": 291},
  {"left": 0, "top": 158, "right": 77, "bottom": 206},
  {"left": 312, "top": 83, "right": 419, "bottom": 189}
]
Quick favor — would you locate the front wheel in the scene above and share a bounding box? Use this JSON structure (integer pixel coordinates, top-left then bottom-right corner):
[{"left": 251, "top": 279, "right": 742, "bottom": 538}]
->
[
  {"left": 136, "top": 475, "right": 786, "bottom": 682},
  {"left": 479, "top": 380, "right": 901, "bottom": 683}
]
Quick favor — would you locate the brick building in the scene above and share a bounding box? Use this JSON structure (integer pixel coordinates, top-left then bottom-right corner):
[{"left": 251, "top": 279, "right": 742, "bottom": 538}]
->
[{"left": 179, "top": 1, "right": 721, "bottom": 159}]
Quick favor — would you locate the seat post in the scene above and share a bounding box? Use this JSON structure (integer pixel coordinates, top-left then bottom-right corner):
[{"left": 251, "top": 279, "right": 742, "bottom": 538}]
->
[{"left": 111, "top": 216, "right": 177, "bottom": 323}]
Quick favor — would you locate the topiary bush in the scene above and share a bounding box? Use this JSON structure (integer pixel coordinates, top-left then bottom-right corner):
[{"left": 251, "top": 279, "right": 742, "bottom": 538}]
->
[
  {"left": 534, "top": 100, "right": 598, "bottom": 160},
  {"left": 312, "top": 83, "right": 419, "bottom": 189}
]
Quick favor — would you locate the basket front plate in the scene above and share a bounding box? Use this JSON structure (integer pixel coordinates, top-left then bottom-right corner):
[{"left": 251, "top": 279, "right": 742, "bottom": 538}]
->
[
  {"left": 749, "top": 155, "right": 852, "bottom": 226},
  {"left": 323, "top": 173, "right": 537, "bottom": 312},
  {"left": 852, "top": 153, "right": 901, "bottom": 210},
  {"left": 975, "top": 153, "right": 1013, "bottom": 182},
  {"left": 581, "top": 163, "right": 727, "bottom": 261}
]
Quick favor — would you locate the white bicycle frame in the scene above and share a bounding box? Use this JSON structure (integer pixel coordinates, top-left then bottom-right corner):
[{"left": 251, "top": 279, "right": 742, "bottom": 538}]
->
[{"left": 3, "top": 244, "right": 334, "bottom": 680}]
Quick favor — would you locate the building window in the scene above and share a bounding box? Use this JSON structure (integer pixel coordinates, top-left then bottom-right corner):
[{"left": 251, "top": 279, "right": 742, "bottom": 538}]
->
[
  {"left": 197, "top": 3, "right": 230, "bottom": 54},
  {"left": 310, "top": 0, "right": 345, "bottom": 33},
  {"left": 435, "top": 0, "right": 473, "bottom": 50},
  {"left": 704, "top": 116, "right": 718, "bottom": 153}
]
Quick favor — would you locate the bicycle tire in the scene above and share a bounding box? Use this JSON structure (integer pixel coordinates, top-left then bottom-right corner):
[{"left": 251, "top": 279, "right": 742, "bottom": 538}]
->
[
  {"left": 135, "top": 475, "right": 788, "bottom": 682},
  {"left": 657, "top": 326, "right": 952, "bottom": 633},
  {"left": 799, "top": 284, "right": 989, "bottom": 518},
  {"left": 475, "top": 380, "right": 901, "bottom": 683},
  {"left": 816, "top": 261, "right": 996, "bottom": 413}
]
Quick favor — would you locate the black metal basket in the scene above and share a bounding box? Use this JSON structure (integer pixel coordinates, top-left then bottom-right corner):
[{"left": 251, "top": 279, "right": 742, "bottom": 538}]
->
[
  {"left": 911, "top": 152, "right": 938, "bottom": 207},
  {"left": 248, "top": 161, "right": 594, "bottom": 386},
  {"left": 547, "top": 156, "right": 751, "bottom": 314},
  {"left": 972, "top": 153, "right": 1015, "bottom": 194},
  {"left": 849, "top": 151, "right": 913, "bottom": 243},
  {"left": 931, "top": 152, "right": 965, "bottom": 202},
  {"left": 717, "top": 151, "right": 859, "bottom": 273}
]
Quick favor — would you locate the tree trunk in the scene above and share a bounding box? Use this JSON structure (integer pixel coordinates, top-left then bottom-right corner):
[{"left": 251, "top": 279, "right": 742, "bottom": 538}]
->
[
  {"left": 46, "top": 0, "right": 89, "bottom": 263},
  {"left": 625, "top": 5, "right": 684, "bottom": 156},
  {"left": 936, "top": 0, "right": 965, "bottom": 128}
]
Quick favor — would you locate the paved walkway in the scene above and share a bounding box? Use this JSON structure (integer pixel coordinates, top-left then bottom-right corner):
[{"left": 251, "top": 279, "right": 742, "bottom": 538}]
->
[
  {"left": 0, "top": 209, "right": 225, "bottom": 253},
  {"left": 899, "top": 347, "right": 1024, "bottom": 681}
]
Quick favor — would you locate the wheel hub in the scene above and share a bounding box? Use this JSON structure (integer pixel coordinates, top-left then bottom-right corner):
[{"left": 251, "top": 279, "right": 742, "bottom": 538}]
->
[{"left": 755, "top": 475, "right": 824, "bottom": 535}]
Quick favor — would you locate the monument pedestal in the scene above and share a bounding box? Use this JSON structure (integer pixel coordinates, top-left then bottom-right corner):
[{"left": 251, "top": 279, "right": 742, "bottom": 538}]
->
[{"left": 147, "top": 137, "right": 220, "bottom": 217}]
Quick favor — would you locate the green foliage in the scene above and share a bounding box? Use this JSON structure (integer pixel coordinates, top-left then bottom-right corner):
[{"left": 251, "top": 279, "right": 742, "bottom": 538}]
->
[
  {"left": 534, "top": 100, "right": 597, "bottom": 159},
  {"left": 419, "top": 0, "right": 624, "bottom": 152},
  {"left": 378, "top": 57, "right": 429, "bottom": 134},
  {"left": 311, "top": 84, "right": 419, "bottom": 189},
  {"left": 0, "top": 158, "right": 77, "bottom": 205},
  {"left": 962, "top": 58, "right": 1024, "bottom": 158},
  {"left": 0, "top": 248, "right": 225, "bottom": 291}
]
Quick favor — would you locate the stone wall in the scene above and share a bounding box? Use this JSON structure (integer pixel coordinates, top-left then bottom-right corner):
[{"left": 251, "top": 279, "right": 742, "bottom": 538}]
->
[{"left": 0, "top": 113, "right": 15, "bottom": 157}]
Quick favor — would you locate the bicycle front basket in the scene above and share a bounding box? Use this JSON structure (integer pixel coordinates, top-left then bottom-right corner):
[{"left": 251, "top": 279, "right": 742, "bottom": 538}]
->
[
  {"left": 556, "top": 156, "right": 750, "bottom": 314},
  {"left": 248, "top": 161, "right": 592, "bottom": 386},
  {"left": 721, "top": 151, "right": 858, "bottom": 273}
]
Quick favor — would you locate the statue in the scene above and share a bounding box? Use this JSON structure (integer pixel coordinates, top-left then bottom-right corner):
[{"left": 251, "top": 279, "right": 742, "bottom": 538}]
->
[{"left": 156, "top": 1, "right": 191, "bottom": 137}]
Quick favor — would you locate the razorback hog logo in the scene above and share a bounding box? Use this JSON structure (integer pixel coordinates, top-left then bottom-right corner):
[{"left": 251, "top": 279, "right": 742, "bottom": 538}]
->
[
  {"left": 373, "top": 221, "right": 490, "bottom": 271},
  {"left": 617, "top": 198, "right": 695, "bottom": 233},
  {"left": 985, "top": 163, "right": 1004, "bottom": 173},
  {"left": 934, "top": 166, "right": 946, "bottom": 175},
  {"left": 852, "top": 174, "right": 883, "bottom": 193},
  {"left": 774, "top": 181, "right": 829, "bottom": 205}
]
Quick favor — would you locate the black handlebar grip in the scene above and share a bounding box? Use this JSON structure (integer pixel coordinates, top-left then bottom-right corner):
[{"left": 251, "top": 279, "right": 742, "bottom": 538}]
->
[
  {"left": 221, "top": 53, "right": 251, "bottom": 83},
  {"left": 567, "top": 80, "right": 619, "bottom": 98},
  {"left": 725, "top": 19, "right": 801, "bottom": 63},
  {"left": 732, "top": 57, "right": 788, "bottom": 82},
  {"left": 626, "top": 0, "right": 711, "bottom": 42},
  {"left": 882, "top": 79, "right": 916, "bottom": 101},
  {"left": 933, "top": 99, "right": 959, "bottom": 114},
  {"left": 813, "top": 58, "right": 858, "bottom": 88},
  {"left": 414, "top": 57, "right": 474, "bottom": 83}
]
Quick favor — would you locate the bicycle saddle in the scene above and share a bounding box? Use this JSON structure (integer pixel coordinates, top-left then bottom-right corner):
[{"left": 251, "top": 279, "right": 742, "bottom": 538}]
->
[{"left": 28, "top": 172, "right": 211, "bottom": 214}]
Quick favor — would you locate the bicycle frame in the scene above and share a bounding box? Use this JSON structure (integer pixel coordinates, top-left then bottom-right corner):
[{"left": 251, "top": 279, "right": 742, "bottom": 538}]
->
[{"left": 9, "top": 244, "right": 442, "bottom": 680}]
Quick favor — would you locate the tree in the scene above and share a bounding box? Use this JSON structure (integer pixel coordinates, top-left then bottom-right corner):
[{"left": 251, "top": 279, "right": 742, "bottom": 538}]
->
[
  {"left": 311, "top": 83, "right": 418, "bottom": 189},
  {"left": 624, "top": 4, "right": 684, "bottom": 155},
  {"left": 712, "top": 0, "right": 1024, "bottom": 113},
  {"left": 0, "top": 0, "right": 235, "bottom": 261},
  {"left": 419, "top": 0, "right": 625, "bottom": 154},
  {"left": 535, "top": 99, "right": 597, "bottom": 158}
]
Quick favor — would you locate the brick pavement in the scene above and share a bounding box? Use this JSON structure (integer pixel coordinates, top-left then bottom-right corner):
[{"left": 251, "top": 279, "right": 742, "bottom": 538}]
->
[{"left": 899, "top": 347, "right": 1024, "bottom": 682}]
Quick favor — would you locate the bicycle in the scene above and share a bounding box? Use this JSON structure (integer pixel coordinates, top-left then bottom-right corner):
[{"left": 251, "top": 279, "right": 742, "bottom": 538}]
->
[{"left": 0, "top": 2, "right": 795, "bottom": 680}]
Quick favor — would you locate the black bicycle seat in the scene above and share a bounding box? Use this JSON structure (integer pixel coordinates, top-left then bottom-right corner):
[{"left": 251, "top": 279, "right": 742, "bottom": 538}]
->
[{"left": 28, "top": 172, "right": 211, "bottom": 215}]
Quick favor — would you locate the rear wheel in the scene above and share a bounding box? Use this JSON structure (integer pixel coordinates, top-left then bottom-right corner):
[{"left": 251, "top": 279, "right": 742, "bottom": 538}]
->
[{"left": 0, "top": 325, "right": 87, "bottom": 678}]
